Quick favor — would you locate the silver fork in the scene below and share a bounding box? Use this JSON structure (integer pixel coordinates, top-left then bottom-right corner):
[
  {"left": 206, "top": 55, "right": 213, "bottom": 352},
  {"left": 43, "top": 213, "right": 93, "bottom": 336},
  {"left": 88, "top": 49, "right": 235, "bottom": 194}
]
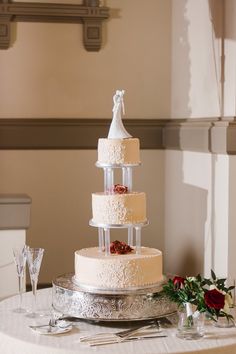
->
[{"left": 80, "top": 322, "right": 160, "bottom": 343}]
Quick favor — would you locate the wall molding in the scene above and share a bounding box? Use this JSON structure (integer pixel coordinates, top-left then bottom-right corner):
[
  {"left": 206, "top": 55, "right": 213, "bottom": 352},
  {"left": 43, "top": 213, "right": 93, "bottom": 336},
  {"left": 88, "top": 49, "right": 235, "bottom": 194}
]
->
[
  {"left": 0, "top": 194, "right": 31, "bottom": 229},
  {"left": 0, "top": 117, "right": 236, "bottom": 154},
  {"left": 0, "top": 0, "right": 109, "bottom": 51},
  {"left": 0, "top": 118, "right": 165, "bottom": 149},
  {"left": 163, "top": 117, "right": 236, "bottom": 154}
]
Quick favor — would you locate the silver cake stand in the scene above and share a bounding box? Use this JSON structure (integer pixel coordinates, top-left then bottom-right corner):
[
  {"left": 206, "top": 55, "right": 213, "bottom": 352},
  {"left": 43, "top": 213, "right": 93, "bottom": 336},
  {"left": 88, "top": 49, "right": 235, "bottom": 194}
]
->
[{"left": 52, "top": 273, "right": 177, "bottom": 322}]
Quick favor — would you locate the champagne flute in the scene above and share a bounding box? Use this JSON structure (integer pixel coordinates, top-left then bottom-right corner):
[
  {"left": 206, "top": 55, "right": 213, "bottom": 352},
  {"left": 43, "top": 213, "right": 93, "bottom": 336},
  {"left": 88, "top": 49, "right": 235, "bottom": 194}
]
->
[
  {"left": 26, "top": 247, "right": 44, "bottom": 318},
  {"left": 12, "top": 245, "right": 27, "bottom": 313}
]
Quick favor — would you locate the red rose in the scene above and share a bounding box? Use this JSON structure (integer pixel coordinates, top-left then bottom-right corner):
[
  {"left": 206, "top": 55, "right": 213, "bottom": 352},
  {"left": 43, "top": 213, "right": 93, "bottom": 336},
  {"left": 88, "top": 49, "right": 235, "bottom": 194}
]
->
[
  {"left": 173, "top": 276, "right": 185, "bottom": 288},
  {"left": 204, "top": 289, "right": 225, "bottom": 310},
  {"left": 110, "top": 240, "right": 133, "bottom": 255},
  {"left": 113, "top": 184, "right": 128, "bottom": 194}
]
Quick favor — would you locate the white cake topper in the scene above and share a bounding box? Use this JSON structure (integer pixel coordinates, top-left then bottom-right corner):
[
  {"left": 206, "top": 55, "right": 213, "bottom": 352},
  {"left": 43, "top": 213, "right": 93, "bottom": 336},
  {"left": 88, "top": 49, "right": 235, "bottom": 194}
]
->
[{"left": 108, "top": 90, "right": 132, "bottom": 139}]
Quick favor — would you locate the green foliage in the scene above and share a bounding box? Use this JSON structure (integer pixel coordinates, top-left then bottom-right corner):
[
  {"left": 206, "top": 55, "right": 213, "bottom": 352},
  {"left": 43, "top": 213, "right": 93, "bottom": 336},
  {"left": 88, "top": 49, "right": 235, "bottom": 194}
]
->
[
  {"left": 163, "top": 271, "right": 235, "bottom": 322},
  {"left": 211, "top": 269, "right": 216, "bottom": 281},
  {"left": 163, "top": 276, "right": 205, "bottom": 310}
]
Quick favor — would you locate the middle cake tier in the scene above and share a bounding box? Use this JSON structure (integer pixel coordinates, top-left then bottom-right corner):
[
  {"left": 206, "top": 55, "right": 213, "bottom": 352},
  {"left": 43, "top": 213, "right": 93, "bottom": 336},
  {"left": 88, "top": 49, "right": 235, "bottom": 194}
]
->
[{"left": 92, "top": 192, "right": 147, "bottom": 225}]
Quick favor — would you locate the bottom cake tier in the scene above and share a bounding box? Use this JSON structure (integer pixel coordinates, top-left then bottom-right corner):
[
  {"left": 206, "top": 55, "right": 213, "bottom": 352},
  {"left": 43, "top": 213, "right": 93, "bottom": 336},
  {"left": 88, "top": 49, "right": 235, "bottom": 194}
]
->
[
  {"left": 74, "top": 246, "right": 163, "bottom": 290},
  {"left": 52, "top": 273, "right": 177, "bottom": 321}
]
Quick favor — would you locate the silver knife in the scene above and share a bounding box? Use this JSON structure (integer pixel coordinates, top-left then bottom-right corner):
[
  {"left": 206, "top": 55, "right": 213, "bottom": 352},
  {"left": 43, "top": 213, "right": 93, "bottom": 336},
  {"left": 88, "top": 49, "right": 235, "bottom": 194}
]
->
[{"left": 88, "top": 334, "right": 167, "bottom": 346}]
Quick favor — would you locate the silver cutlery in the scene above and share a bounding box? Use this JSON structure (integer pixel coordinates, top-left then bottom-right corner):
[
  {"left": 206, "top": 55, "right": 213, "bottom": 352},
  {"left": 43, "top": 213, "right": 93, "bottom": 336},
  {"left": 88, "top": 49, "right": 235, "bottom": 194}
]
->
[
  {"left": 87, "top": 334, "right": 167, "bottom": 346},
  {"left": 80, "top": 322, "right": 161, "bottom": 343}
]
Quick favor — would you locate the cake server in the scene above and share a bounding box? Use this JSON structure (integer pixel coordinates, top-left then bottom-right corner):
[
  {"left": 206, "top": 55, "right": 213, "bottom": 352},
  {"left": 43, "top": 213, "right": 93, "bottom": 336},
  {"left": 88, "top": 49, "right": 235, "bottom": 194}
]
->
[
  {"left": 80, "top": 322, "right": 160, "bottom": 342},
  {"left": 87, "top": 334, "right": 168, "bottom": 346}
]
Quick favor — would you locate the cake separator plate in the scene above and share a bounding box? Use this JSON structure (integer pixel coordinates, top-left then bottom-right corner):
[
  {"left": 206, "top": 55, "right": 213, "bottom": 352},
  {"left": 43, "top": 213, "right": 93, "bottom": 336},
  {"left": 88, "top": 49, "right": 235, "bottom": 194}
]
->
[
  {"left": 89, "top": 220, "right": 149, "bottom": 229},
  {"left": 95, "top": 162, "right": 141, "bottom": 168}
]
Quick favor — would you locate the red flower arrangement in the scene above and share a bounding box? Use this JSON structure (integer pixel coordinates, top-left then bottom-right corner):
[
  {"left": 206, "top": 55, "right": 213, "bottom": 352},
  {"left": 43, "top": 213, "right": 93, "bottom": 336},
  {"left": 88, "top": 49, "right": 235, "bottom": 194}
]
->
[
  {"left": 110, "top": 240, "right": 133, "bottom": 255},
  {"left": 204, "top": 289, "right": 225, "bottom": 310},
  {"left": 163, "top": 270, "right": 235, "bottom": 323},
  {"left": 113, "top": 184, "right": 128, "bottom": 194},
  {"left": 173, "top": 276, "right": 185, "bottom": 289}
]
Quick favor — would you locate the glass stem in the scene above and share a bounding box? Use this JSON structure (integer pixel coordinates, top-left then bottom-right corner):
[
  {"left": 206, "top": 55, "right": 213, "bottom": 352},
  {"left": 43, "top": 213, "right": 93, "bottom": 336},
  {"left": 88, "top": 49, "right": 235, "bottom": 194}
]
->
[
  {"left": 31, "top": 279, "right": 38, "bottom": 314},
  {"left": 18, "top": 275, "right": 23, "bottom": 309}
]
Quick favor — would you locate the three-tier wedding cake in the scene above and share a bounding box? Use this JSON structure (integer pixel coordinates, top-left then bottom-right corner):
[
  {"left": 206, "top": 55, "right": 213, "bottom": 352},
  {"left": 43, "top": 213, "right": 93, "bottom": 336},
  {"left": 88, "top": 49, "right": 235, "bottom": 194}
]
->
[{"left": 74, "top": 90, "right": 163, "bottom": 290}]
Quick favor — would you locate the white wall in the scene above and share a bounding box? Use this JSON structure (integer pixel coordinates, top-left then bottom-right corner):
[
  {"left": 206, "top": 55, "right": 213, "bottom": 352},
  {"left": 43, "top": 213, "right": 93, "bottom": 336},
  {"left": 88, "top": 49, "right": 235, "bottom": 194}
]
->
[
  {"left": 171, "top": 0, "right": 222, "bottom": 118},
  {"left": 164, "top": 150, "right": 212, "bottom": 276},
  {"left": 165, "top": 0, "right": 236, "bottom": 280},
  {"left": 228, "top": 157, "right": 236, "bottom": 283},
  {"left": 224, "top": 0, "right": 236, "bottom": 117},
  {"left": 164, "top": 151, "right": 236, "bottom": 280},
  {"left": 0, "top": 0, "right": 171, "bottom": 118}
]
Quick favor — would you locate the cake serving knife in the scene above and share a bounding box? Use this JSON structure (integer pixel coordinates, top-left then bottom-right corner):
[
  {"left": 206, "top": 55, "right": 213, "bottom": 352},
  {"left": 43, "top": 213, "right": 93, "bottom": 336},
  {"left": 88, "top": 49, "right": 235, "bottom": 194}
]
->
[
  {"left": 87, "top": 334, "right": 168, "bottom": 346},
  {"left": 80, "top": 322, "right": 159, "bottom": 342}
]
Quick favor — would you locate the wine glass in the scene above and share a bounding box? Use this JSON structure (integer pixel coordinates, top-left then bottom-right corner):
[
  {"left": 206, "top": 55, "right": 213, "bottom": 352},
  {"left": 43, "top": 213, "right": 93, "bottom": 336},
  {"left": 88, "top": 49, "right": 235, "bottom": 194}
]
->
[
  {"left": 26, "top": 247, "right": 44, "bottom": 318},
  {"left": 12, "top": 245, "right": 27, "bottom": 313}
]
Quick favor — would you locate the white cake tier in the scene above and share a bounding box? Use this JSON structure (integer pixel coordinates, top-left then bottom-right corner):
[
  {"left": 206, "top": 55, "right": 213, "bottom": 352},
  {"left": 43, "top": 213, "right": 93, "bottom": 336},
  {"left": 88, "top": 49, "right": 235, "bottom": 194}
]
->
[
  {"left": 97, "top": 138, "right": 140, "bottom": 165},
  {"left": 92, "top": 192, "right": 147, "bottom": 225},
  {"left": 74, "top": 247, "right": 163, "bottom": 290}
]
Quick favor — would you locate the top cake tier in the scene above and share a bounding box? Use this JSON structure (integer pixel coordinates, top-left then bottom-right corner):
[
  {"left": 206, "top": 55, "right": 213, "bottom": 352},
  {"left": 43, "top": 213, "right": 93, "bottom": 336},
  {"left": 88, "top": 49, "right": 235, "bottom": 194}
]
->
[{"left": 97, "top": 138, "right": 140, "bottom": 165}]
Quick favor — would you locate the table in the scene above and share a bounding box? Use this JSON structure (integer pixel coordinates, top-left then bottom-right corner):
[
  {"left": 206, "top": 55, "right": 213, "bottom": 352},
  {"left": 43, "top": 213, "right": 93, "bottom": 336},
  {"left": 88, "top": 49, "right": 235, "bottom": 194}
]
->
[{"left": 1, "top": 288, "right": 236, "bottom": 354}]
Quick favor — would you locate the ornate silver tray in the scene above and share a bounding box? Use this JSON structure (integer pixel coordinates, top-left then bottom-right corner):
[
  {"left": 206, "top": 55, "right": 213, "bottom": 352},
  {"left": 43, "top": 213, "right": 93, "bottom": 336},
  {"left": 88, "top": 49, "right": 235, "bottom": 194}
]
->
[{"left": 52, "top": 273, "right": 177, "bottom": 322}]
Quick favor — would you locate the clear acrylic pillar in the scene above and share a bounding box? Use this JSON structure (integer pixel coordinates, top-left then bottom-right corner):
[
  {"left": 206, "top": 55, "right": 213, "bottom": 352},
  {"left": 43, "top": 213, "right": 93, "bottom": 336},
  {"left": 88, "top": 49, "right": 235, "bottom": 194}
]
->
[
  {"left": 104, "top": 228, "right": 111, "bottom": 256},
  {"left": 122, "top": 167, "right": 133, "bottom": 191},
  {"left": 104, "top": 168, "right": 114, "bottom": 193},
  {"left": 128, "top": 226, "right": 134, "bottom": 247},
  {"left": 98, "top": 228, "right": 104, "bottom": 252},
  {"left": 135, "top": 226, "right": 141, "bottom": 254}
]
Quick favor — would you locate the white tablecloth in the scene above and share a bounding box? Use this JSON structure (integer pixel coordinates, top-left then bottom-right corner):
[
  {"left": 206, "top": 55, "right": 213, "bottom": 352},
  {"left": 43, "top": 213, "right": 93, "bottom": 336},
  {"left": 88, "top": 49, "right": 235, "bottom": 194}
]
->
[{"left": 1, "top": 288, "right": 236, "bottom": 354}]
